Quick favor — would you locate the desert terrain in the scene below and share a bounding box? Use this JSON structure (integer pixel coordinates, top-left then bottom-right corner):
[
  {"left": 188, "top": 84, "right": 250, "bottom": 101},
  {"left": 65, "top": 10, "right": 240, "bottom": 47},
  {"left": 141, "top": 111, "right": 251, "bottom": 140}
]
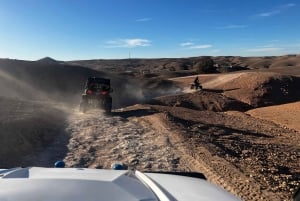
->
[{"left": 0, "top": 55, "right": 300, "bottom": 201}]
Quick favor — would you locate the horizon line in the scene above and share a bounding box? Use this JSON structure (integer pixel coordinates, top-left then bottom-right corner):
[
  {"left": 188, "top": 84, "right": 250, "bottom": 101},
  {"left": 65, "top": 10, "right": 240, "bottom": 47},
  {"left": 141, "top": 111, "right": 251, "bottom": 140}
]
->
[{"left": 1, "top": 53, "right": 299, "bottom": 62}]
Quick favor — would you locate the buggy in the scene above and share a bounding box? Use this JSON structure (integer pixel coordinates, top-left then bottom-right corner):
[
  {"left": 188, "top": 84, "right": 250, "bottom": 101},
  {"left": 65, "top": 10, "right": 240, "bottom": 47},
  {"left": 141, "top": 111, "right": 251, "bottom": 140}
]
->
[{"left": 80, "top": 77, "right": 113, "bottom": 113}]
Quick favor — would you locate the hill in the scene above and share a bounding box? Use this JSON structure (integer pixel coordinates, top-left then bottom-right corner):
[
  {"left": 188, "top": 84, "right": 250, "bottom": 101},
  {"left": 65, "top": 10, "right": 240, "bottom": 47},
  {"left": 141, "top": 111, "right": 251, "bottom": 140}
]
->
[{"left": 68, "top": 55, "right": 300, "bottom": 78}]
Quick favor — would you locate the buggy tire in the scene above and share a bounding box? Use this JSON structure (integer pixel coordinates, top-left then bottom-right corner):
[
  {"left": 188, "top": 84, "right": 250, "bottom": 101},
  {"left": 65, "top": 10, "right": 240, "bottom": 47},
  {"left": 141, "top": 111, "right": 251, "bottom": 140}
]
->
[{"left": 104, "top": 97, "right": 112, "bottom": 114}]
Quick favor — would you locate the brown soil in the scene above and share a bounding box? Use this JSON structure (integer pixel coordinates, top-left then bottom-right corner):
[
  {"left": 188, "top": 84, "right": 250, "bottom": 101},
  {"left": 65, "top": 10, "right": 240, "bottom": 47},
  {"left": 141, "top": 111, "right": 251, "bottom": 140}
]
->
[
  {"left": 145, "top": 105, "right": 299, "bottom": 201},
  {"left": 153, "top": 90, "right": 251, "bottom": 112},
  {"left": 0, "top": 97, "right": 68, "bottom": 167},
  {"left": 247, "top": 101, "right": 300, "bottom": 132}
]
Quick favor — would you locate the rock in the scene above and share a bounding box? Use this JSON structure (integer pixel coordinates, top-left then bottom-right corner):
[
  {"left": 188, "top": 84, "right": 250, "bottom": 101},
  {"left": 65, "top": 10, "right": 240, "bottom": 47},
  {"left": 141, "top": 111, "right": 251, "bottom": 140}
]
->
[
  {"left": 88, "top": 146, "right": 96, "bottom": 153},
  {"left": 130, "top": 158, "right": 139, "bottom": 165},
  {"left": 171, "top": 157, "right": 180, "bottom": 164},
  {"left": 144, "top": 163, "right": 152, "bottom": 169},
  {"left": 280, "top": 181, "right": 287, "bottom": 188},
  {"left": 157, "top": 163, "right": 164, "bottom": 169},
  {"left": 95, "top": 164, "right": 103, "bottom": 169}
]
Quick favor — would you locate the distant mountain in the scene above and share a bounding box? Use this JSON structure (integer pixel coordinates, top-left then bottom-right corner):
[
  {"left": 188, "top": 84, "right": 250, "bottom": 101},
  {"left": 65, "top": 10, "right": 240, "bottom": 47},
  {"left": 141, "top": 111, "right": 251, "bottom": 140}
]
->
[{"left": 36, "top": 57, "right": 60, "bottom": 64}]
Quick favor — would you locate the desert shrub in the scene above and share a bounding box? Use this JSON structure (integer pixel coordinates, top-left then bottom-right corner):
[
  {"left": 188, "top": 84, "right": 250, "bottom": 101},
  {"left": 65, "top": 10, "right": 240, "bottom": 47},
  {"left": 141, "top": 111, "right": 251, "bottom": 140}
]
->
[
  {"left": 194, "top": 57, "right": 215, "bottom": 73},
  {"left": 165, "top": 62, "right": 190, "bottom": 71},
  {"left": 168, "top": 66, "right": 176, "bottom": 71},
  {"left": 218, "top": 66, "right": 230, "bottom": 73}
]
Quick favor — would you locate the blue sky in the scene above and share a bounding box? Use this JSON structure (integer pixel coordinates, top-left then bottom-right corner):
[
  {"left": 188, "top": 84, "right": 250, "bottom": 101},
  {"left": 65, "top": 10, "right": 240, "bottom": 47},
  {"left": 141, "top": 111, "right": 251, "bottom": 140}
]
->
[{"left": 0, "top": 0, "right": 299, "bottom": 60}]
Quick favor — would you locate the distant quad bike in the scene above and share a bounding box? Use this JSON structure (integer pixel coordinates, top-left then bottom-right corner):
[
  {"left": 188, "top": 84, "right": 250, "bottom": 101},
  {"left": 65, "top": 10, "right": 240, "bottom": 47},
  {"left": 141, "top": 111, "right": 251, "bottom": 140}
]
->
[
  {"left": 80, "top": 77, "right": 113, "bottom": 113},
  {"left": 190, "top": 83, "right": 203, "bottom": 90}
]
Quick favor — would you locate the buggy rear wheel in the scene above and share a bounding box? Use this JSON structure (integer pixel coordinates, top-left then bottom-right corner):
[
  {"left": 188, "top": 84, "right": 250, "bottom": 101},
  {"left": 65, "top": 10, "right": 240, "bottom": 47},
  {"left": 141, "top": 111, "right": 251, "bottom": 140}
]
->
[{"left": 103, "top": 97, "right": 112, "bottom": 114}]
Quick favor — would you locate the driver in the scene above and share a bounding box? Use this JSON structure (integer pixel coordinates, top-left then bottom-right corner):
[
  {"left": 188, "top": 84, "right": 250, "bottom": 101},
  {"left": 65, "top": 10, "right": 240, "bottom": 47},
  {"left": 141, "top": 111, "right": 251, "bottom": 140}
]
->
[{"left": 194, "top": 76, "right": 200, "bottom": 89}]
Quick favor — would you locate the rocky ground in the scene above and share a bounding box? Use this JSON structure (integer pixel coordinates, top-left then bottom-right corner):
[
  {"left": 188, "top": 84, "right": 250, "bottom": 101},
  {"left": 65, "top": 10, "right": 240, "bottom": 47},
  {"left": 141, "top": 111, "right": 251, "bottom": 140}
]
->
[
  {"left": 149, "top": 105, "right": 299, "bottom": 201},
  {"left": 64, "top": 109, "right": 184, "bottom": 171}
]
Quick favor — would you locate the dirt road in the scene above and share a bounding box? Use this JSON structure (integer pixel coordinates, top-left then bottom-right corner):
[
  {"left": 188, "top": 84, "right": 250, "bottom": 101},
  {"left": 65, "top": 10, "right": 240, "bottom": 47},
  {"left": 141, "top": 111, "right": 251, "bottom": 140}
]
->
[
  {"left": 45, "top": 103, "right": 297, "bottom": 201},
  {"left": 63, "top": 108, "right": 187, "bottom": 171},
  {"left": 61, "top": 108, "right": 263, "bottom": 200}
]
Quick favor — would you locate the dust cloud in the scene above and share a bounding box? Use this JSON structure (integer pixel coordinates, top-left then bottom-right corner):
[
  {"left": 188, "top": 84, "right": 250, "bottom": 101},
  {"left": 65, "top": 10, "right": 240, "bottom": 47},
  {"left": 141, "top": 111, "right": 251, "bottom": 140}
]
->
[
  {"left": 110, "top": 77, "right": 182, "bottom": 108},
  {"left": 0, "top": 69, "right": 51, "bottom": 101}
]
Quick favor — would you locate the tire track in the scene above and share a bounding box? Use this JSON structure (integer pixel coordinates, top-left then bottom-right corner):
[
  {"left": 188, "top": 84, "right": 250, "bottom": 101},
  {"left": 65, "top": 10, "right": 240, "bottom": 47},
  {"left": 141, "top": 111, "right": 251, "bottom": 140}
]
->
[{"left": 140, "top": 112, "right": 279, "bottom": 201}]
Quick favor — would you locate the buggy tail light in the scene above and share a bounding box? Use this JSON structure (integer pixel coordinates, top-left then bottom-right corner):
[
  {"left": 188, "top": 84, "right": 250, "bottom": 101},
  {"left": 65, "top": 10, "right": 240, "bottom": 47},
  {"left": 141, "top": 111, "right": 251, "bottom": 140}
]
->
[
  {"left": 87, "top": 90, "right": 93, "bottom": 94},
  {"left": 101, "top": 91, "right": 108, "bottom": 95}
]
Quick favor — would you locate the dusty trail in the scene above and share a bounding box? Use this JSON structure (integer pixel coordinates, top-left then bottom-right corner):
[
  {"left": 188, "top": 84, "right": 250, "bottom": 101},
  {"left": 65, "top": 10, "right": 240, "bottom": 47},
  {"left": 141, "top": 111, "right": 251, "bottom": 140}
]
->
[
  {"left": 63, "top": 109, "right": 187, "bottom": 171},
  {"left": 60, "top": 107, "right": 276, "bottom": 201}
]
